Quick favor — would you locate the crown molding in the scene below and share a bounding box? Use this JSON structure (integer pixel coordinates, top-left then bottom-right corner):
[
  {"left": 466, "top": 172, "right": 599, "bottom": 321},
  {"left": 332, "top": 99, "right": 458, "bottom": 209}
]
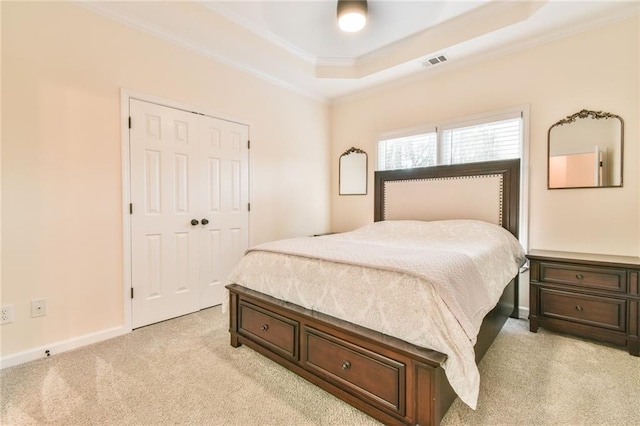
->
[
  {"left": 72, "top": 1, "right": 329, "bottom": 104},
  {"left": 198, "top": 0, "right": 318, "bottom": 66}
]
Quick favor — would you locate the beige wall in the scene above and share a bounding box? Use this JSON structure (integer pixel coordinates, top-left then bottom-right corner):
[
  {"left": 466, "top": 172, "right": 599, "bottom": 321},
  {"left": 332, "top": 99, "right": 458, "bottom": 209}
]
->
[
  {"left": 1, "top": 2, "right": 330, "bottom": 358},
  {"left": 331, "top": 16, "right": 639, "bottom": 253},
  {"left": 330, "top": 16, "right": 639, "bottom": 308}
]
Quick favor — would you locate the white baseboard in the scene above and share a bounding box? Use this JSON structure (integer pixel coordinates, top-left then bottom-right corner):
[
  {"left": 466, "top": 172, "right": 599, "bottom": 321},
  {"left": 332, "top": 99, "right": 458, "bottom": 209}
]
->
[
  {"left": 0, "top": 325, "right": 129, "bottom": 370},
  {"left": 517, "top": 305, "right": 530, "bottom": 320}
]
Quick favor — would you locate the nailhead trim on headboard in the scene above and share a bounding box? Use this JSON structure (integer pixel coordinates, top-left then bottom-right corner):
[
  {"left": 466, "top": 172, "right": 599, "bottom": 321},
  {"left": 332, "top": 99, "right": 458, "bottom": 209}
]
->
[{"left": 383, "top": 174, "right": 504, "bottom": 224}]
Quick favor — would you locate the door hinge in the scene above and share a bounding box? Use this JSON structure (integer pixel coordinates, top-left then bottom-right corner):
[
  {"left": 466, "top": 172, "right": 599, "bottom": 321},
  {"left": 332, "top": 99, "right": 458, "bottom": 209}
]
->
[
  {"left": 129, "top": 203, "right": 133, "bottom": 214},
  {"left": 247, "top": 140, "right": 250, "bottom": 149},
  {"left": 131, "top": 287, "right": 134, "bottom": 299},
  {"left": 248, "top": 203, "right": 251, "bottom": 212},
  {"left": 128, "top": 116, "right": 132, "bottom": 129}
]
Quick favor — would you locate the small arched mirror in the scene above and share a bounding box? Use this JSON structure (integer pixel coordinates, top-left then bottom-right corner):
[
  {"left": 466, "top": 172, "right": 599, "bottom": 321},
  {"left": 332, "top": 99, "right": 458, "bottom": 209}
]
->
[
  {"left": 548, "top": 109, "right": 623, "bottom": 189},
  {"left": 339, "top": 147, "right": 367, "bottom": 195}
]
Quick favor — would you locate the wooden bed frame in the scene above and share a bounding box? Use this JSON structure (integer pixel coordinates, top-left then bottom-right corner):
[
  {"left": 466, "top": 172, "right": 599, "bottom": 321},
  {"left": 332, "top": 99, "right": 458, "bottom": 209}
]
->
[{"left": 227, "top": 159, "right": 521, "bottom": 425}]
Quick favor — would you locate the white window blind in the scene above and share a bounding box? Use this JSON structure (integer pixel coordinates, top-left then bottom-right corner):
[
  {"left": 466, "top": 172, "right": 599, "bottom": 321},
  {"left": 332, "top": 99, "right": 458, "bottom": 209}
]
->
[
  {"left": 441, "top": 117, "right": 521, "bottom": 165},
  {"left": 377, "top": 112, "right": 523, "bottom": 171},
  {"left": 377, "top": 132, "right": 437, "bottom": 171}
]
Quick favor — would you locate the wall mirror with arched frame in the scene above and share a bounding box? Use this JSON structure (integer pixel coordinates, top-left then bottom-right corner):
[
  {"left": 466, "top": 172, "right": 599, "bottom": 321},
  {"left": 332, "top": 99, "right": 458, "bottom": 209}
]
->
[
  {"left": 339, "top": 147, "right": 367, "bottom": 195},
  {"left": 548, "top": 109, "right": 623, "bottom": 189}
]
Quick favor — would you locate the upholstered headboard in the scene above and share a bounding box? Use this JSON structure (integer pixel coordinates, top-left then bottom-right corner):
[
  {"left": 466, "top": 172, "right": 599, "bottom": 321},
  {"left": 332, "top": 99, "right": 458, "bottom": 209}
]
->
[{"left": 374, "top": 159, "right": 520, "bottom": 238}]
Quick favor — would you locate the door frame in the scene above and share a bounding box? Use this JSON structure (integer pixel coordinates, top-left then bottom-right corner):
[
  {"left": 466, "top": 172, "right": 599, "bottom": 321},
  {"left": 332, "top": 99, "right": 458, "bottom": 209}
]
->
[{"left": 120, "top": 88, "right": 251, "bottom": 331}]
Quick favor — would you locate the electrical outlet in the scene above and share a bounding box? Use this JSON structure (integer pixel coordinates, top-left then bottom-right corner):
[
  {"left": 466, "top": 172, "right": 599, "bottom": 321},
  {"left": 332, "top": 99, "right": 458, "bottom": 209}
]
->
[
  {"left": 1, "top": 305, "right": 14, "bottom": 325},
  {"left": 31, "top": 299, "right": 47, "bottom": 318}
]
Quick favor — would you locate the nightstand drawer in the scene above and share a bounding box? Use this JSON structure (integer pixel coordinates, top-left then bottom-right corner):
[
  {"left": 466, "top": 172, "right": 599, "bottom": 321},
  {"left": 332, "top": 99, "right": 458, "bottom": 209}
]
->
[
  {"left": 239, "top": 301, "right": 298, "bottom": 360},
  {"left": 540, "top": 289, "right": 626, "bottom": 331},
  {"left": 303, "top": 327, "right": 405, "bottom": 413},
  {"left": 539, "top": 262, "right": 627, "bottom": 293}
]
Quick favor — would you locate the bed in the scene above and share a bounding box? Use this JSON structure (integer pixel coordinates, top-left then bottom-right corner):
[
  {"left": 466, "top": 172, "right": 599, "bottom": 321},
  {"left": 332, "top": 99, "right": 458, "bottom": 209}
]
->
[{"left": 226, "top": 159, "right": 522, "bottom": 425}]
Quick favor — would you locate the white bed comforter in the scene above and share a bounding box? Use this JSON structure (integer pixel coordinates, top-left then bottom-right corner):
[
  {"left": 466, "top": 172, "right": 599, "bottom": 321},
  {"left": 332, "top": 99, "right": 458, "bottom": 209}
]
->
[{"left": 224, "top": 220, "right": 525, "bottom": 409}]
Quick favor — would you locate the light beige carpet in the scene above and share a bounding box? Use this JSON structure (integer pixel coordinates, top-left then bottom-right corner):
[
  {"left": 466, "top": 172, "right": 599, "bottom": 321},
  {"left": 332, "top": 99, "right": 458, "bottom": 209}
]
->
[{"left": 1, "top": 306, "right": 638, "bottom": 425}]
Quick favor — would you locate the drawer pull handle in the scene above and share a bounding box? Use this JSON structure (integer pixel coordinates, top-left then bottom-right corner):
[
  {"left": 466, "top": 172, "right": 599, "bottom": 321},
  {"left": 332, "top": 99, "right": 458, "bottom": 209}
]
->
[
  {"left": 341, "top": 361, "right": 351, "bottom": 370},
  {"left": 575, "top": 305, "right": 584, "bottom": 312},
  {"left": 260, "top": 324, "right": 269, "bottom": 331},
  {"left": 576, "top": 273, "right": 584, "bottom": 280}
]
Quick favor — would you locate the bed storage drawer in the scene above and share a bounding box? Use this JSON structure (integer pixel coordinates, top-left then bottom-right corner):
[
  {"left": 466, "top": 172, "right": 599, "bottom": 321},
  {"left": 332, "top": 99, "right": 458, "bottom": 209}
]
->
[
  {"left": 538, "top": 262, "right": 626, "bottom": 292},
  {"left": 228, "top": 282, "right": 463, "bottom": 425},
  {"left": 539, "top": 289, "right": 626, "bottom": 331},
  {"left": 238, "top": 301, "right": 299, "bottom": 360},
  {"left": 303, "top": 327, "right": 405, "bottom": 414}
]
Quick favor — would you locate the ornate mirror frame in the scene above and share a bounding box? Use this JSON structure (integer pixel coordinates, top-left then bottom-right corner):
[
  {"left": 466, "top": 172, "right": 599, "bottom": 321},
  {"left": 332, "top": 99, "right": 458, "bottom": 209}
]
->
[
  {"left": 548, "top": 109, "right": 624, "bottom": 189},
  {"left": 339, "top": 147, "right": 368, "bottom": 195}
]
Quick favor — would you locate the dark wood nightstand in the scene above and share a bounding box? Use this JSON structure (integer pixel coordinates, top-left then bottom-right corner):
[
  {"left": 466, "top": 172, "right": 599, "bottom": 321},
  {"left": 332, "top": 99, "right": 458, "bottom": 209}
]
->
[{"left": 527, "top": 250, "right": 640, "bottom": 356}]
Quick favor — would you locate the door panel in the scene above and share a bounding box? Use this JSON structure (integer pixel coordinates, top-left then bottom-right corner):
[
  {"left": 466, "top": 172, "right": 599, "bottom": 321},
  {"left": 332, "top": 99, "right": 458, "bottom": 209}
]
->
[{"left": 198, "top": 116, "right": 249, "bottom": 309}]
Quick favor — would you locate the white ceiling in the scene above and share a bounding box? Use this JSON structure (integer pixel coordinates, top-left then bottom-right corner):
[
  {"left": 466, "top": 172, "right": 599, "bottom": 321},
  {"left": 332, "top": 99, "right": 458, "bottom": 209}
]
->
[
  {"left": 79, "top": 1, "right": 639, "bottom": 103},
  {"left": 204, "top": 1, "right": 493, "bottom": 59}
]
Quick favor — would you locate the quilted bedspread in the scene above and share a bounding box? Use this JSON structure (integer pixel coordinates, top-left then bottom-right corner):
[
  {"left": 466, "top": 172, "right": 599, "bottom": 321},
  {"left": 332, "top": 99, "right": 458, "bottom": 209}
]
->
[{"left": 224, "top": 220, "right": 525, "bottom": 409}]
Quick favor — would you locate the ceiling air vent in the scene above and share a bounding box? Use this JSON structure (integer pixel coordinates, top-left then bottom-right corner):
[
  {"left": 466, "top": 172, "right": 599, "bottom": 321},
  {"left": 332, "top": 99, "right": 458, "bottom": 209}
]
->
[{"left": 422, "top": 54, "right": 448, "bottom": 68}]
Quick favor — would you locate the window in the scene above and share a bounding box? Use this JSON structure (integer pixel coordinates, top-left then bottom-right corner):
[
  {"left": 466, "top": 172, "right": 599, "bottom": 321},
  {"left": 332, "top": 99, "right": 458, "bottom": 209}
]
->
[
  {"left": 377, "top": 131, "right": 437, "bottom": 170},
  {"left": 377, "top": 111, "right": 523, "bottom": 171}
]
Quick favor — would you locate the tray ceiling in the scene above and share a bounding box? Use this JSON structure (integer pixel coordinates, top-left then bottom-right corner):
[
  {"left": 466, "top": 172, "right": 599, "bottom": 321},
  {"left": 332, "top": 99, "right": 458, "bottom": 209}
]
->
[{"left": 78, "top": 1, "right": 639, "bottom": 102}]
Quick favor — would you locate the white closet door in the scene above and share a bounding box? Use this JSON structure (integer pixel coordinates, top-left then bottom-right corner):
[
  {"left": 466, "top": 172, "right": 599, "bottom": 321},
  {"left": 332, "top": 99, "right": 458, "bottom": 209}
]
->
[
  {"left": 198, "top": 116, "right": 249, "bottom": 308},
  {"left": 130, "top": 99, "right": 200, "bottom": 328}
]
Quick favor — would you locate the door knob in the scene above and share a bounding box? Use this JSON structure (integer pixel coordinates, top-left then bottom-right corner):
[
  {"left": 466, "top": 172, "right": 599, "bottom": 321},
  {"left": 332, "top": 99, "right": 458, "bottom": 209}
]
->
[
  {"left": 190, "top": 219, "right": 199, "bottom": 226},
  {"left": 201, "top": 218, "right": 209, "bottom": 225}
]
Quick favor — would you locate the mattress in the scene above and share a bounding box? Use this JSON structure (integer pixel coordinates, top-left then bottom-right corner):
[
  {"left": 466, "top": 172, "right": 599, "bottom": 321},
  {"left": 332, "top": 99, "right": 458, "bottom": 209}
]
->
[{"left": 224, "top": 219, "right": 525, "bottom": 408}]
